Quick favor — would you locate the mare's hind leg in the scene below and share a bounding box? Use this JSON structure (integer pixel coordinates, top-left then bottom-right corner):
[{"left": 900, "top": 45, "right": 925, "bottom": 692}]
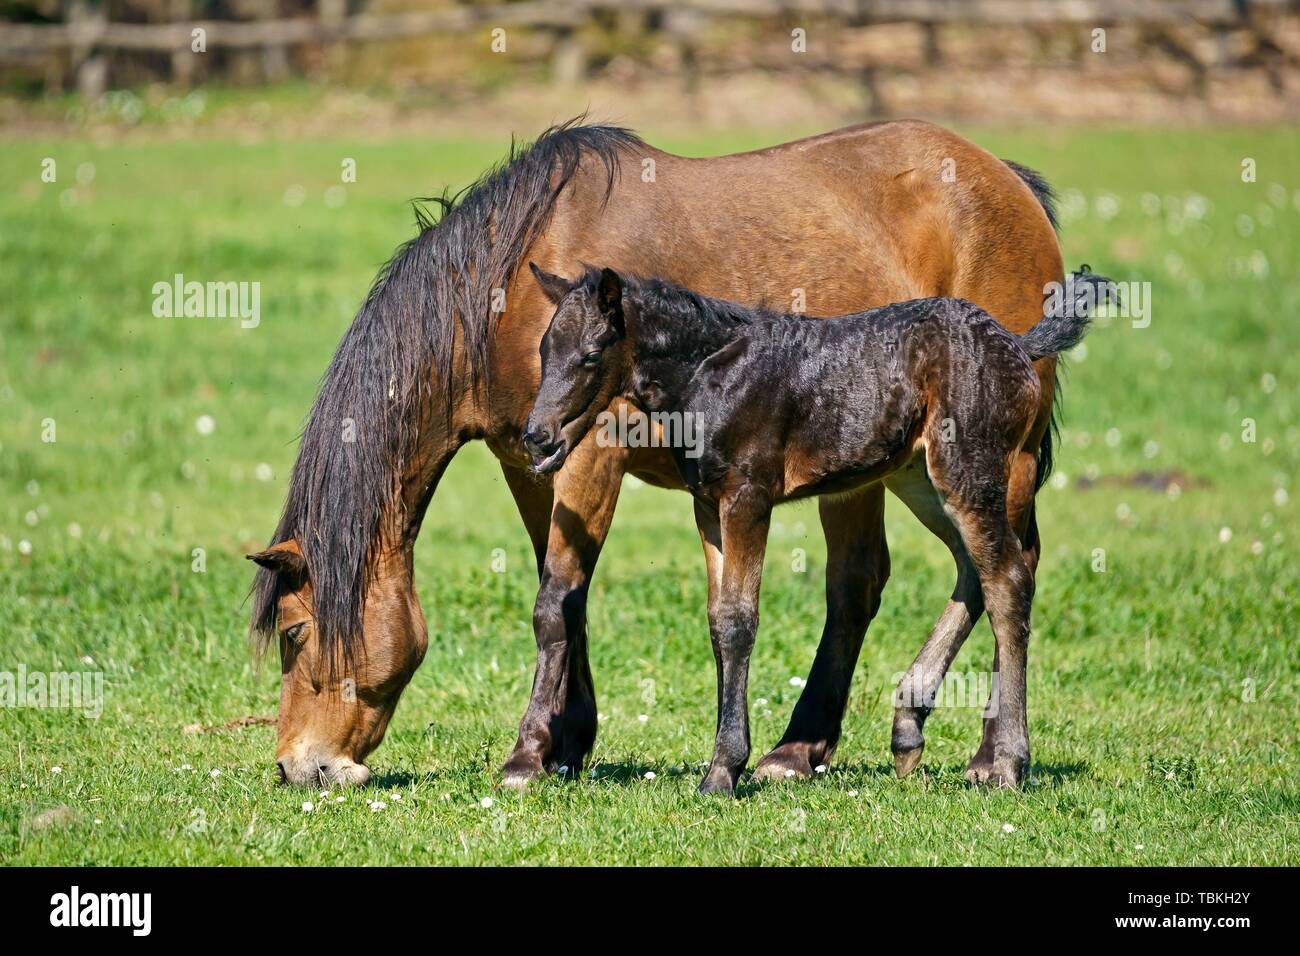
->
[
  {"left": 754, "top": 486, "right": 889, "bottom": 781},
  {"left": 884, "top": 462, "right": 985, "bottom": 779},
  {"left": 966, "top": 449, "right": 1041, "bottom": 783},
  {"left": 500, "top": 438, "right": 627, "bottom": 787},
  {"left": 929, "top": 447, "right": 1036, "bottom": 788}
]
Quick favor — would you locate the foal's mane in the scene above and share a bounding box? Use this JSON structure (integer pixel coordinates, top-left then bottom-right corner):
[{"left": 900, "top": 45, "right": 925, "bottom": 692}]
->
[
  {"left": 579, "top": 266, "right": 788, "bottom": 363},
  {"left": 251, "top": 120, "right": 641, "bottom": 666}
]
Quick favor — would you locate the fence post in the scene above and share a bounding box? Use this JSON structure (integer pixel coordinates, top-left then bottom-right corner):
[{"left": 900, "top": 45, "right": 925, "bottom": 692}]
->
[
  {"left": 320, "top": 0, "right": 346, "bottom": 75},
  {"left": 68, "top": 0, "right": 108, "bottom": 100},
  {"left": 171, "top": 0, "right": 196, "bottom": 88},
  {"left": 550, "top": 26, "right": 586, "bottom": 84}
]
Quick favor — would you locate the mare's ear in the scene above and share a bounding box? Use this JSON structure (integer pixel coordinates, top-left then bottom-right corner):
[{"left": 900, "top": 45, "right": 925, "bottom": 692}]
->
[
  {"left": 596, "top": 267, "right": 625, "bottom": 338},
  {"left": 528, "top": 262, "right": 576, "bottom": 305},
  {"left": 696, "top": 337, "right": 749, "bottom": 389},
  {"left": 247, "top": 539, "right": 308, "bottom": 580}
]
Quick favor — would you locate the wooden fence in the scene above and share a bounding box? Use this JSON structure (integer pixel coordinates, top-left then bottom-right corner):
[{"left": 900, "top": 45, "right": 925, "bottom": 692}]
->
[{"left": 2, "top": 0, "right": 1297, "bottom": 108}]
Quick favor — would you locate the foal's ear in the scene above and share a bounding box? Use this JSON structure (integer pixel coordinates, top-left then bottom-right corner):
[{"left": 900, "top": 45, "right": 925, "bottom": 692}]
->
[
  {"left": 597, "top": 267, "right": 625, "bottom": 338},
  {"left": 528, "top": 262, "right": 576, "bottom": 305},
  {"left": 247, "top": 539, "right": 308, "bottom": 580},
  {"left": 697, "top": 337, "right": 749, "bottom": 389}
]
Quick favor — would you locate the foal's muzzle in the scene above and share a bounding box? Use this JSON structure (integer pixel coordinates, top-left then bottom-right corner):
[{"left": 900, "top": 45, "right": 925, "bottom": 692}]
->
[{"left": 523, "top": 424, "right": 566, "bottom": 474}]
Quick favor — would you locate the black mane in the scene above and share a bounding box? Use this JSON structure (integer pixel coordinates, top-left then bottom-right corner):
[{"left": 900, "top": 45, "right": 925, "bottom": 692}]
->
[
  {"left": 251, "top": 120, "right": 641, "bottom": 667},
  {"left": 577, "top": 266, "right": 789, "bottom": 367}
]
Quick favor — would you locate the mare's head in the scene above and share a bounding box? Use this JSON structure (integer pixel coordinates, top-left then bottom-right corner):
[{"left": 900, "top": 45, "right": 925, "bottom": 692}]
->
[
  {"left": 523, "top": 263, "right": 630, "bottom": 473},
  {"left": 248, "top": 540, "right": 427, "bottom": 788}
]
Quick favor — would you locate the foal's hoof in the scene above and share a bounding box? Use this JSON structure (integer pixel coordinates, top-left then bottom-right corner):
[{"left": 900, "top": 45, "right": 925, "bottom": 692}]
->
[
  {"left": 498, "top": 758, "right": 543, "bottom": 790},
  {"left": 498, "top": 772, "right": 536, "bottom": 791},
  {"left": 893, "top": 744, "right": 925, "bottom": 780},
  {"left": 752, "top": 744, "right": 817, "bottom": 782},
  {"left": 698, "top": 774, "right": 737, "bottom": 797},
  {"left": 964, "top": 754, "right": 1027, "bottom": 789}
]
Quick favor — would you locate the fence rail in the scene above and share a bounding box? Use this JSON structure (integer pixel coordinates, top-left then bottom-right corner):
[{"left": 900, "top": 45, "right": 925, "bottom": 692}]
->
[
  {"left": 1, "top": 0, "right": 1294, "bottom": 56},
  {"left": 2, "top": 0, "right": 1297, "bottom": 117}
]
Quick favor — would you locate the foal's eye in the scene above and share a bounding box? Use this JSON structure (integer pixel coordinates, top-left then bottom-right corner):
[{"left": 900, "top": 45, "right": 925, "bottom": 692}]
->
[
  {"left": 580, "top": 351, "right": 601, "bottom": 367},
  {"left": 282, "top": 622, "right": 307, "bottom": 646}
]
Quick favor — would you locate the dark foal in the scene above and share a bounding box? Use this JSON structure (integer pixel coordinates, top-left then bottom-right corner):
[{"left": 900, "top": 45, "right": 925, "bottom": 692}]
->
[{"left": 524, "top": 264, "right": 1091, "bottom": 795}]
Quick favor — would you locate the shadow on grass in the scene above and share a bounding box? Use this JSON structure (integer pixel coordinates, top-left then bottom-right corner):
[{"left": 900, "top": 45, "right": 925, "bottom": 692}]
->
[
  {"left": 368, "top": 768, "right": 478, "bottom": 789},
  {"left": 898, "top": 761, "right": 1091, "bottom": 789},
  {"left": 743, "top": 760, "right": 1091, "bottom": 794},
  {"left": 372, "top": 759, "right": 1091, "bottom": 797},
  {"left": 373, "top": 761, "right": 699, "bottom": 791},
  {"left": 587, "top": 761, "right": 699, "bottom": 785},
  {"left": 1030, "top": 762, "right": 1091, "bottom": 787}
]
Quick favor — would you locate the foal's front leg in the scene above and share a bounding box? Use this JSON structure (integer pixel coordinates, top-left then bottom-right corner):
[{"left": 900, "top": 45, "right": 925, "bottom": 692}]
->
[
  {"left": 699, "top": 488, "right": 771, "bottom": 796},
  {"left": 501, "top": 437, "right": 628, "bottom": 787}
]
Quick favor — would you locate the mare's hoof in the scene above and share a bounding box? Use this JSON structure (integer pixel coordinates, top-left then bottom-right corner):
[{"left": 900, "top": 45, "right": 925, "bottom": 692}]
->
[{"left": 753, "top": 745, "right": 817, "bottom": 782}]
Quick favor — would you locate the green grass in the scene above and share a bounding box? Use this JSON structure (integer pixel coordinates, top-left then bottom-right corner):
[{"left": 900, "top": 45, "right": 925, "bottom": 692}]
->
[{"left": 1, "top": 124, "right": 1297, "bottom": 865}]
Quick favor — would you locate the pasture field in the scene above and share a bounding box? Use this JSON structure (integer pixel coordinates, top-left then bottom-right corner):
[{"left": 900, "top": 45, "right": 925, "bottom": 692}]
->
[{"left": 0, "top": 123, "right": 1297, "bottom": 865}]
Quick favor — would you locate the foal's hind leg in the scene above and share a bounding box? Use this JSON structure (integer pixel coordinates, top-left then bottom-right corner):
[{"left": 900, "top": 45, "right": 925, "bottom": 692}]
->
[
  {"left": 966, "top": 449, "right": 1041, "bottom": 783},
  {"left": 754, "top": 487, "right": 889, "bottom": 781},
  {"left": 930, "top": 451, "right": 1036, "bottom": 788}
]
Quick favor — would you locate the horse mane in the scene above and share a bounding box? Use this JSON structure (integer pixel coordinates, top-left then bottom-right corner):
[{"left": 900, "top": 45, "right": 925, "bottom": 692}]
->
[{"left": 251, "top": 119, "right": 642, "bottom": 668}]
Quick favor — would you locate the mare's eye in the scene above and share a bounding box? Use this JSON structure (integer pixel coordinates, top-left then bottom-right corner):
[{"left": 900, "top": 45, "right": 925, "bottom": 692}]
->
[
  {"left": 283, "top": 622, "right": 307, "bottom": 646},
  {"left": 581, "top": 351, "right": 601, "bottom": 367}
]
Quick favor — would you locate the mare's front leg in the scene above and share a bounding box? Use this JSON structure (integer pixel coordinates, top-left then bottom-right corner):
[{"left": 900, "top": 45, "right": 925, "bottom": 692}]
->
[
  {"left": 883, "top": 465, "right": 986, "bottom": 779},
  {"left": 698, "top": 488, "right": 771, "bottom": 796},
  {"left": 500, "top": 437, "right": 628, "bottom": 787},
  {"left": 755, "top": 486, "right": 889, "bottom": 780}
]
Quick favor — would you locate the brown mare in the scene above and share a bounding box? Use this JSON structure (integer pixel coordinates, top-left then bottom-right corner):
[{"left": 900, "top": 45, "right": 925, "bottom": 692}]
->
[{"left": 249, "top": 119, "right": 1064, "bottom": 790}]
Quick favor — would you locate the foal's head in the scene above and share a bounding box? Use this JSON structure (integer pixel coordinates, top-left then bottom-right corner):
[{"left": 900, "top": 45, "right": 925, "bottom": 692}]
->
[
  {"left": 523, "top": 263, "right": 629, "bottom": 474},
  {"left": 248, "top": 540, "right": 427, "bottom": 788}
]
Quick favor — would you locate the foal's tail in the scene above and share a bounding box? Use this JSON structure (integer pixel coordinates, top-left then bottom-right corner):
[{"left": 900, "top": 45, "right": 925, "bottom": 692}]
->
[
  {"left": 1017, "top": 310, "right": 1088, "bottom": 362},
  {"left": 1017, "top": 266, "right": 1114, "bottom": 361},
  {"left": 1024, "top": 266, "right": 1117, "bottom": 490}
]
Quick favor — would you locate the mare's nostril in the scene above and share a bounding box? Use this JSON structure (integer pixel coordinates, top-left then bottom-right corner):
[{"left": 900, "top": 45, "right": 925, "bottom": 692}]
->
[{"left": 276, "top": 761, "right": 288, "bottom": 784}]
